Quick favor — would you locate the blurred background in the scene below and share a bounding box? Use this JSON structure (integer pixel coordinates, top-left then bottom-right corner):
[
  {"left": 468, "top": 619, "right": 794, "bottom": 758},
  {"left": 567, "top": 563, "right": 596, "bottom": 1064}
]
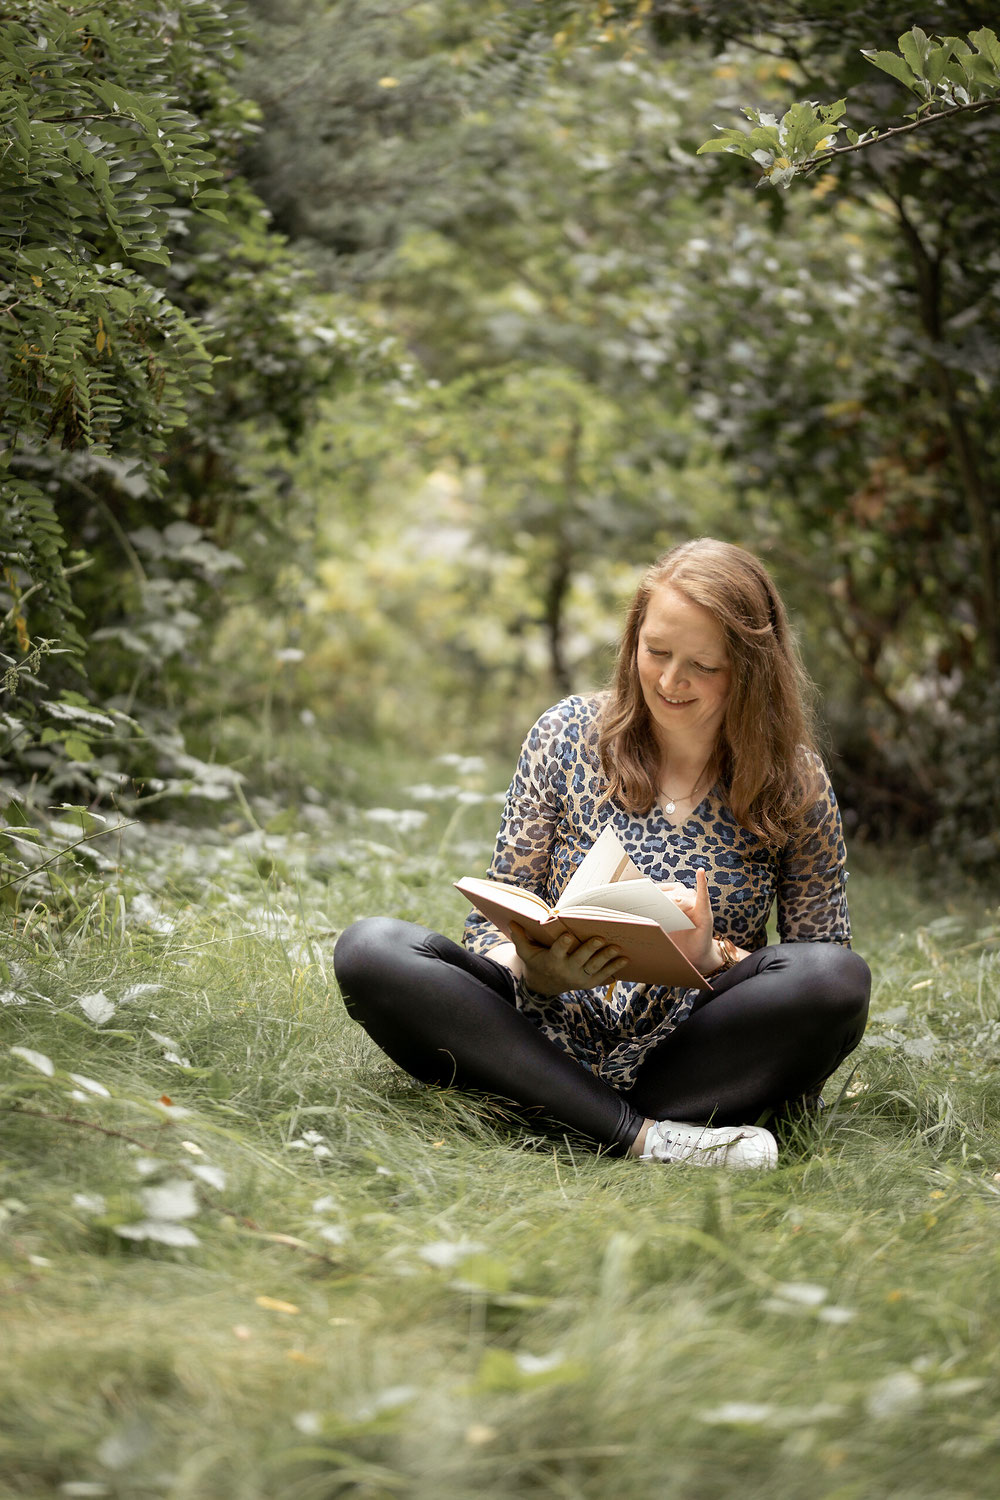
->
[{"left": 3, "top": 0, "right": 998, "bottom": 877}]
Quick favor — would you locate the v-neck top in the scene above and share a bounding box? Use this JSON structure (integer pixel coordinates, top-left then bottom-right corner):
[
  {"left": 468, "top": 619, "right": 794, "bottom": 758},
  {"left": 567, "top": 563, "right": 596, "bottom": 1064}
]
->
[{"left": 462, "top": 693, "right": 852, "bottom": 1089}]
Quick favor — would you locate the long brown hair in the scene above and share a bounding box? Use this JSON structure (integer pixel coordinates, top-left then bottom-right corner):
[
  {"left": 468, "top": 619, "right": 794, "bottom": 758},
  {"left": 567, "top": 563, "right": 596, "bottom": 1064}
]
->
[{"left": 598, "top": 539, "right": 820, "bottom": 846}]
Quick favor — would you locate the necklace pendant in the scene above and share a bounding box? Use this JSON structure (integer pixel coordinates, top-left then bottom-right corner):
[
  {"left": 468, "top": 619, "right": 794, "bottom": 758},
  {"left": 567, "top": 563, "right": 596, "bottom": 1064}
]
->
[{"left": 664, "top": 798, "right": 676, "bottom": 815}]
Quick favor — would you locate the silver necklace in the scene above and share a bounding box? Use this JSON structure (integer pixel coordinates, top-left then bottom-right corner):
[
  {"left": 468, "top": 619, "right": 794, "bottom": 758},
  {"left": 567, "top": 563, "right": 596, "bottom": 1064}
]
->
[{"left": 660, "top": 767, "right": 710, "bottom": 816}]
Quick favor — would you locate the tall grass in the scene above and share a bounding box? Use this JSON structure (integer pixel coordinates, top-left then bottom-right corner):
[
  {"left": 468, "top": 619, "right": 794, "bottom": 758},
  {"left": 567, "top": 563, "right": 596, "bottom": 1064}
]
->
[{"left": 2, "top": 781, "right": 999, "bottom": 1499}]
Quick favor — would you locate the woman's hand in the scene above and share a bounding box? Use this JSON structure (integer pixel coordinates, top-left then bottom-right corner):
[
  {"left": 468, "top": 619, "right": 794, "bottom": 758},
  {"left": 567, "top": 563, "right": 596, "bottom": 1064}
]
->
[
  {"left": 660, "top": 868, "right": 720, "bottom": 973},
  {"left": 508, "top": 922, "right": 628, "bottom": 997}
]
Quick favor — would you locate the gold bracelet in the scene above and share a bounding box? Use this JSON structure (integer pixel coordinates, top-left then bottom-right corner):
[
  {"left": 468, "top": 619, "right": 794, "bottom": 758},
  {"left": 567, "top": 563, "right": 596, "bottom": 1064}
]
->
[{"left": 705, "top": 936, "right": 741, "bottom": 978}]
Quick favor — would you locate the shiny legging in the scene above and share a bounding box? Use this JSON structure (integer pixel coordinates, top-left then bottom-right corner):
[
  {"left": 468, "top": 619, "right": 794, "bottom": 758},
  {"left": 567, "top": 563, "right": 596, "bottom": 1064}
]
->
[{"left": 333, "top": 918, "right": 871, "bottom": 1155}]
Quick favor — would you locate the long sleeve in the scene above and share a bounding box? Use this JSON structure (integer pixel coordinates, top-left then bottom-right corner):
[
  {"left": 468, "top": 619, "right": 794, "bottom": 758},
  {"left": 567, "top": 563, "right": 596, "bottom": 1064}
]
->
[
  {"left": 776, "top": 754, "right": 852, "bottom": 947},
  {"left": 462, "top": 704, "right": 567, "bottom": 957}
]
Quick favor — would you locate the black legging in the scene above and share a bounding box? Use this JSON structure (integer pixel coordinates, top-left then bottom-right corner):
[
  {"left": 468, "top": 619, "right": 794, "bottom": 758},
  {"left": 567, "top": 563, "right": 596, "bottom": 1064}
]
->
[{"left": 333, "top": 918, "right": 871, "bottom": 1155}]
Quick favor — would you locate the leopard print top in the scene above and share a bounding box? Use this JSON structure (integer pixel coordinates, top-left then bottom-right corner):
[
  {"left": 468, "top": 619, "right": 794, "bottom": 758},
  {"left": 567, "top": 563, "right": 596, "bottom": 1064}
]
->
[{"left": 463, "top": 694, "right": 852, "bottom": 1090}]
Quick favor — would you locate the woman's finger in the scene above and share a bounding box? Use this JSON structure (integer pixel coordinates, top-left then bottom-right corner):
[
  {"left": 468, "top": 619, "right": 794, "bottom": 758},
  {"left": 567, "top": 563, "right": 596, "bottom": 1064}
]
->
[{"left": 694, "top": 868, "right": 714, "bottom": 925}]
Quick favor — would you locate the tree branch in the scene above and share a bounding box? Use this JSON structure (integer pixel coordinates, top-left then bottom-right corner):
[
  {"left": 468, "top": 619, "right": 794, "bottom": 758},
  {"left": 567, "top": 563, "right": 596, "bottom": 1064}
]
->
[
  {"left": 0, "top": 1105, "right": 151, "bottom": 1149},
  {"left": 803, "top": 98, "right": 1000, "bottom": 173}
]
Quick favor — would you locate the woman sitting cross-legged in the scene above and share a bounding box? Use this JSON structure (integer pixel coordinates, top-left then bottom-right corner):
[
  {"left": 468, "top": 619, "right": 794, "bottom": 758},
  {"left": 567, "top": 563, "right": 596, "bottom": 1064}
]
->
[{"left": 334, "top": 538, "right": 871, "bottom": 1170}]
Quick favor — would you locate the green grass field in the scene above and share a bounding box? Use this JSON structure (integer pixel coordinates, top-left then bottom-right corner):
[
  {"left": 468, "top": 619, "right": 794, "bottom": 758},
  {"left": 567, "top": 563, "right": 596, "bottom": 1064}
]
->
[{"left": 2, "top": 781, "right": 999, "bottom": 1499}]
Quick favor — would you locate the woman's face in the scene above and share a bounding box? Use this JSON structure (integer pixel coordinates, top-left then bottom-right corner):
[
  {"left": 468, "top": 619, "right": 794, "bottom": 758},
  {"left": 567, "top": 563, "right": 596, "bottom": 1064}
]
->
[{"left": 636, "top": 583, "right": 732, "bottom": 749}]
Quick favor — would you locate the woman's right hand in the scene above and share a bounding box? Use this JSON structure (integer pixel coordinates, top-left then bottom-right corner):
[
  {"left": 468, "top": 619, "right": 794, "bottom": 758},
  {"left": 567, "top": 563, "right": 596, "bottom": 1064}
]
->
[{"left": 507, "top": 922, "right": 628, "bottom": 997}]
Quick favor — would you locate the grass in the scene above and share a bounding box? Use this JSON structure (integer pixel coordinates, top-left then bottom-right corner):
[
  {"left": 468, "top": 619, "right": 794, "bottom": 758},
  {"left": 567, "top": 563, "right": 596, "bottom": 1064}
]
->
[{"left": 2, "top": 774, "right": 1000, "bottom": 1500}]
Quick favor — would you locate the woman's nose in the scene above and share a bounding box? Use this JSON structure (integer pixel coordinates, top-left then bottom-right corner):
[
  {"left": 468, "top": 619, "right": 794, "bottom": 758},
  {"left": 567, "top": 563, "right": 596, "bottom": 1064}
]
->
[{"left": 659, "top": 660, "right": 689, "bottom": 692}]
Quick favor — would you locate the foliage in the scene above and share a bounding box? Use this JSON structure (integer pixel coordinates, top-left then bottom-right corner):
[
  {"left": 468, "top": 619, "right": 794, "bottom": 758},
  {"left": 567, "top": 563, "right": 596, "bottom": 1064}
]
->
[
  {"left": 1, "top": 790, "right": 999, "bottom": 1495},
  {"left": 604, "top": 2, "right": 1000, "bottom": 864},
  {"left": 0, "top": 1, "right": 382, "bottom": 893},
  {"left": 5, "top": 0, "right": 998, "bottom": 878},
  {"left": 1, "top": 0, "right": 228, "bottom": 655},
  {"left": 697, "top": 26, "right": 1000, "bottom": 186}
]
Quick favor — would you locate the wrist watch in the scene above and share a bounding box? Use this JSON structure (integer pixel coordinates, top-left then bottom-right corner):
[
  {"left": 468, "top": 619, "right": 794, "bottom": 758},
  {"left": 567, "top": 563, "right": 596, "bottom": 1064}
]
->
[{"left": 705, "top": 936, "right": 741, "bottom": 978}]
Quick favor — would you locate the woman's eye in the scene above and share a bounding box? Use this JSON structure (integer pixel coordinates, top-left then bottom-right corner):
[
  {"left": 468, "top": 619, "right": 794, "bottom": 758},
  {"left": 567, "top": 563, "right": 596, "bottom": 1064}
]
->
[{"left": 694, "top": 663, "right": 720, "bottom": 674}]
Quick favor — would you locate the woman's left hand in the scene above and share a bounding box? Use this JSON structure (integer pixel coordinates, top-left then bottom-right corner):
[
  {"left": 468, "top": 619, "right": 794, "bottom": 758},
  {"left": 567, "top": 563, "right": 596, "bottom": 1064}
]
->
[{"left": 661, "top": 868, "right": 719, "bottom": 973}]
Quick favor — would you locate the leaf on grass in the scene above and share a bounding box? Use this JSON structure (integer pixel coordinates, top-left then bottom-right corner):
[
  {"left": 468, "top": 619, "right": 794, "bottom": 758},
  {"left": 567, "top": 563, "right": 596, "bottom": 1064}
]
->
[
  {"left": 772, "top": 1281, "right": 828, "bottom": 1306},
  {"left": 72, "top": 1193, "right": 107, "bottom": 1214},
  {"left": 350, "top": 1384, "right": 419, "bottom": 1420},
  {"left": 148, "top": 1030, "right": 180, "bottom": 1049},
  {"left": 96, "top": 1419, "right": 153, "bottom": 1470},
  {"left": 121, "top": 982, "right": 164, "bottom": 1003},
  {"left": 818, "top": 1306, "right": 856, "bottom": 1325},
  {"left": 68, "top": 1073, "right": 111, "bottom": 1098},
  {"left": 115, "top": 1220, "right": 200, "bottom": 1247},
  {"left": 255, "top": 1295, "right": 300, "bottom": 1313},
  {"left": 866, "top": 1370, "right": 923, "bottom": 1418},
  {"left": 189, "top": 1163, "right": 226, "bottom": 1191},
  {"left": 141, "top": 1178, "right": 198, "bottom": 1221},
  {"left": 10, "top": 1045, "right": 54, "bottom": 1076},
  {"left": 701, "top": 1401, "right": 777, "bottom": 1426},
  {"left": 418, "top": 1238, "right": 486, "bottom": 1269},
  {"left": 152, "top": 1096, "right": 192, "bottom": 1119},
  {"left": 318, "top": 1224, "right": 349, "bottom": 1245},
  {"left": 77, "top": 991, "right": 116, "bottom": 1025},
  {"left": 902, "top": 1036, "right": 938, "bottom": 1059}
]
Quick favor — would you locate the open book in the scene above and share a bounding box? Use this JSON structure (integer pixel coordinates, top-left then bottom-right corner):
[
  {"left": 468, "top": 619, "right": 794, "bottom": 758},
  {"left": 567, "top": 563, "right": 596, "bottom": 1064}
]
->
[{"left": 455, "top": 826, "right": 709, "bottom": 989}]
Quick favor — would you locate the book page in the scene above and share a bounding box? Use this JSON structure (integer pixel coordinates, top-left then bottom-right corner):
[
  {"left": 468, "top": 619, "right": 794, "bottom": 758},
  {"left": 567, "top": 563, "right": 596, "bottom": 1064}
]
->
[
  {"left": 561, "top": 879, "right": 693, "bottom": 932},
  {"left": 559, "top": 825, "right": 642, "bottom": 905},
  {"left": 453, "top": 877, "right": 552, "bottom": 922},
  {"left": 558, "top": 826, "right": 694, "bottom": 932}
]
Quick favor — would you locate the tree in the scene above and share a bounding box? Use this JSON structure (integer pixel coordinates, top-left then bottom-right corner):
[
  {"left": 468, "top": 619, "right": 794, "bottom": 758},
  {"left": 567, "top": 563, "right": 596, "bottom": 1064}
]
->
[
  {"left": 0, "top": 0, "right": 364, "bottom": 901},
  {"left": 596, "top": 3, "right": 1000, "bottom": 863}
]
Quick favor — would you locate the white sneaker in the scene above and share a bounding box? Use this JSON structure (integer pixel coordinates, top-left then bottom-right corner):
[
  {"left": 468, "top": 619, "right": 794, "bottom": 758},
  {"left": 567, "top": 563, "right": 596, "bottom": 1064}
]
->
[{"left": 640, "top": 1118, "right": 778, "bottom": 1171}]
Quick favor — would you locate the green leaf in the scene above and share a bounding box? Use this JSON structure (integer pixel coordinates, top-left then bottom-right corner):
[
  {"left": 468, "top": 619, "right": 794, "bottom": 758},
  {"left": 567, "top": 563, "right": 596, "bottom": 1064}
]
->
[
  {"left": 861, "top": 49, "right": 921, "bottom": 92},
  {"left": 925, "top": 44, "right": 957, "bottom": 89},
  {"left": 898, "top": 28, "right": 930, "bottom": 78},
  {"left": 969, "top": 27, "right": 1000, "bottom": 73},
  {"left": 696, "top": 130, "right": 752, "bottom": 157},
  {"left": 61, "top": 734, "right": 93, "bottom": 761}
]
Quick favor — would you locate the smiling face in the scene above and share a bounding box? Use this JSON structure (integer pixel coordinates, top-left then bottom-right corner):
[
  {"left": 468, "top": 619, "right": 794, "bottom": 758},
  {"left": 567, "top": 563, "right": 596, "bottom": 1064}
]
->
[{"left": 636, "top": 583, "right": 732, "bottom": 753}]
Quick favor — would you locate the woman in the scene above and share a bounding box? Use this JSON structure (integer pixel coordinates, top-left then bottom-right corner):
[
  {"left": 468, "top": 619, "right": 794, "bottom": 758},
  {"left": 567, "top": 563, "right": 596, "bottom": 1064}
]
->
[{"left": 334, "top": 539, "right": 871, "bottom": 1170}]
